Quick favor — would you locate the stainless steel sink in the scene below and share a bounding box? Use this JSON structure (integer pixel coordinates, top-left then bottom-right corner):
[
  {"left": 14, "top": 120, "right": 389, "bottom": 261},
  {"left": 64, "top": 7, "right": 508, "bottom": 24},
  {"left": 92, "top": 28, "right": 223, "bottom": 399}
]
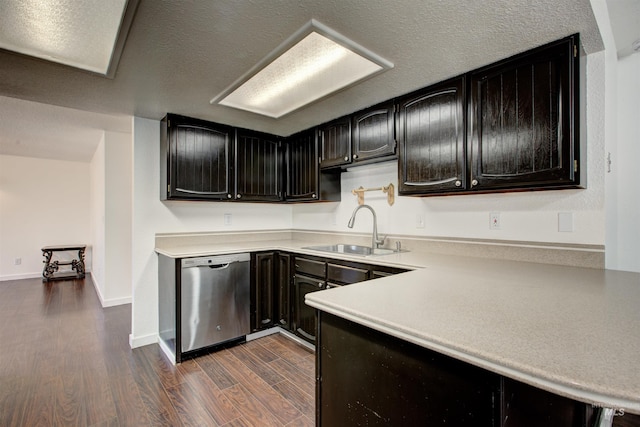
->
[{"left": 303, "top": 244, "right": 397, "bottom": 257}]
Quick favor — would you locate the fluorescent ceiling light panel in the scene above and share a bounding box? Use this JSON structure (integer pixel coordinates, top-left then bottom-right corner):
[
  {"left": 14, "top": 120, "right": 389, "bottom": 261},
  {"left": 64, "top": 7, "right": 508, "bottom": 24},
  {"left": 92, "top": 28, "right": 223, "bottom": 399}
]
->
[
  {"left": 0, "top": 0, "right": 138, "bottom": 77},
  {"left": 212, "top": 20, "right": 393, "bottom": 118}
]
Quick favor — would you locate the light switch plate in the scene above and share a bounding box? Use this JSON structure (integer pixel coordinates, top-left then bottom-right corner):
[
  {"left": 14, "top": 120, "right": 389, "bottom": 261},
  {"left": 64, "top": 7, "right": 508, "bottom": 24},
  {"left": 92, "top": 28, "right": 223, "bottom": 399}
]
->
[
  {"left": 224, "top": 213, "right": 232, "bottom": 226},
  {"left": 558, "top": 212, "right": 574, "bottom": 232}
]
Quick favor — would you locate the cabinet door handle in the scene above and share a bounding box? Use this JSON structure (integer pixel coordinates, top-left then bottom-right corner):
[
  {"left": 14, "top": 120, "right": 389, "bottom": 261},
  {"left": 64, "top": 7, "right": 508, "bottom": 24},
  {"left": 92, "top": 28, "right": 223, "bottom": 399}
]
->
[
  {"left": 312, "top": 193, "right": 317, "bottom": 198},
  {"left": 352, "top": 154, "right": 358, "bottom": 159},
  {"left": 344, "top": 156, "right": 349, "bottom": 161},
  {"left": 236, "top": 194, "right": 242, "bottom": 199},
  {"left": 227, "top": 194, "right": 232, "bottom": 199},
  {"left": 318, "top": 282, "right": 323, "bottom": 288},
  {"left": 455, "top": 180, "right": 462, "bottom": 187},
  {"left": 471, "top": 179, "right": 478, "bottom": 187}
]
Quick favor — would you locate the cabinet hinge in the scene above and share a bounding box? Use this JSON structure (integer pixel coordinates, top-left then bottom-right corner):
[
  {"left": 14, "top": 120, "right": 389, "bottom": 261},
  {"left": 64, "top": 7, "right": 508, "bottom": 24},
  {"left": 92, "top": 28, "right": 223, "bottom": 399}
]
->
[
  {"left": 167, "top": 119, "right": 170, "bottom": 127},
  {"left": 574, "top": 160, "right": 578, "bottom": 173},
  {"left": 574, "top": 45, "right": 577, "bottom": 58},
  {"left": 167, "top": 184, "right": 170, "bottom": 193}
]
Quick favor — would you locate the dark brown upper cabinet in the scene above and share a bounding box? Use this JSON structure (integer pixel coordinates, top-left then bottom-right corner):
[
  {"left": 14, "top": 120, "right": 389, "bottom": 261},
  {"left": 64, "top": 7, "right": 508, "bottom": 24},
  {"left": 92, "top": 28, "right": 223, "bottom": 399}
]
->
[
  {"left": 235, "top": 128, "right": 283, "bottom": 202},
  {"left": 398, "top": 34, "right": 581, "bottom": 196},
  {"left": 468, "top": 34, "right": 581, "bottom": 192},
  {"left": 161, "top": 114, "right": 234, "bottom": 200},
  {"left": 285, "top": 130, "right": 341, "bottom": 202},
  {"left": 286, "top": 130, "right": 319, "bottom": 201},
  {"left": 352, "top": 101, "right": 397, "bottom": 163},
  {"left": 318, "top": 116, "right": 352, "bottom": 169},
  {"left": 318, "top": 103, "right": 397, "bottom": 171},
  {"left": 398, "top": 77, "right": 467, "bottom": 195}
]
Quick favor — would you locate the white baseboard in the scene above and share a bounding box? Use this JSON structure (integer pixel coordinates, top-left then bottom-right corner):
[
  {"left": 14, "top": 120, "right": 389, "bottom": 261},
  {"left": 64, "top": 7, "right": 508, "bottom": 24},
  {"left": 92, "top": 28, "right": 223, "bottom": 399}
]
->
[
  {"left": 90, "top": 275, "right": 131, "bottom": 307},
  {"left": 1, "top": 269, "right": 94, "bottom": 282},
  {"left": 102, "top": 296, "right": 132, "bottom": 307},
  {"left": 0, "top": 272, "right": 42, "bottom": 281},
  {"left": 129, "top": 333, "right": 158, "bottom": 349},
  {"left": 158, "top": 337, "right": 176, "bottom": 365}
]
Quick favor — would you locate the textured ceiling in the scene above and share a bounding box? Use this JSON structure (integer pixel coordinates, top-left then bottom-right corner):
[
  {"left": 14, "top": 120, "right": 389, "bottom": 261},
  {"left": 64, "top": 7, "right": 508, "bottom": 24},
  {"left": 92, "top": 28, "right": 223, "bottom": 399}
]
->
[{"left": 0, "top": 0, "right": 610, "bottom": 161}]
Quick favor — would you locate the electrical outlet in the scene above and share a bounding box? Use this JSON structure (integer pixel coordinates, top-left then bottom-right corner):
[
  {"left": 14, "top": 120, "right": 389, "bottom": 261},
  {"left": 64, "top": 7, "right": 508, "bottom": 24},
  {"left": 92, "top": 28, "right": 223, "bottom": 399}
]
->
[
  {"left": 224, "top": 213, "right": 232, "bottom": 226},
  {"left": 490, "top": 212, "right": 501, "bottom": 230},
  {"left": 15, "top": 257, "right": 22, "bottom": 265},
  {"left": 416, "top": 214, "right": 425, "bottom": 229}
]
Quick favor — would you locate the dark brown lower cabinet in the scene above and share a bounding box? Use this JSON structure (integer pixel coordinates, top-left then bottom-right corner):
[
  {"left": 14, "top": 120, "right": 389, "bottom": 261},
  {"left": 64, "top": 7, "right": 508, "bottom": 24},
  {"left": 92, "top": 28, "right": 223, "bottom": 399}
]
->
[
  {"left": 317, "top": 312, "right": 598, "bottom": 427},
  {"left": 251, "top": 252, "right": 275, "bottom": 331},
  {"left": 276, "top": 253, "right": 291, "bottom": 328},
  {"left": 294, "top": 273, "right": 324, "bottom": 343}
]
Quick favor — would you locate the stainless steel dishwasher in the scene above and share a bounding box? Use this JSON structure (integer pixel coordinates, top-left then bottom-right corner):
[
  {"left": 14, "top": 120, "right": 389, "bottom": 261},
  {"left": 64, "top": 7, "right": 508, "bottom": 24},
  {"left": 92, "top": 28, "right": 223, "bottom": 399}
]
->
[{"left": 180, "top": 253, "right": 250, "bottom": 353}]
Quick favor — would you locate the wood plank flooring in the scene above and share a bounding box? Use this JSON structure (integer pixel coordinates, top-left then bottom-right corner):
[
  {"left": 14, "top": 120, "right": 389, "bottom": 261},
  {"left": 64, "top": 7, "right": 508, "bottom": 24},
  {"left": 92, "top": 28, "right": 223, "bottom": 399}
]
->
[{"left": 0, "top": 277, "right": 315, "bottom": 426}]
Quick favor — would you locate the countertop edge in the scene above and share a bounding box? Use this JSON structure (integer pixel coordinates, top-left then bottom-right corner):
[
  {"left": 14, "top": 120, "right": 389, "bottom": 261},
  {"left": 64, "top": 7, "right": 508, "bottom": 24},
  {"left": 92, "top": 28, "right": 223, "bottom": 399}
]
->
[{"left": 305, "top": 296, "right": 640, "bottom": 415}]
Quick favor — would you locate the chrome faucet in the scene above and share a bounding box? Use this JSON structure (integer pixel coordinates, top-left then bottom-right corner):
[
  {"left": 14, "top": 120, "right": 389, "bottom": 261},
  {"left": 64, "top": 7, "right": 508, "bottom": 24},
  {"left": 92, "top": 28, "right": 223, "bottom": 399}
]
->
[{"left": 348, "top": 204, "right": 385, "bottom": 249}]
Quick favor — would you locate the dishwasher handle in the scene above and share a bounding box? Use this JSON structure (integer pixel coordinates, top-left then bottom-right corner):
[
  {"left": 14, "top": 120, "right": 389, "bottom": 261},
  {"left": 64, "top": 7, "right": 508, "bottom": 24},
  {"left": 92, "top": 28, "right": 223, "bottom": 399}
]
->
[
  {"left": 181, "top": 253, "right": 251, "bottom": 269},
  {"left": 205, "top": 263, "right": 230, "bottom": 270}
]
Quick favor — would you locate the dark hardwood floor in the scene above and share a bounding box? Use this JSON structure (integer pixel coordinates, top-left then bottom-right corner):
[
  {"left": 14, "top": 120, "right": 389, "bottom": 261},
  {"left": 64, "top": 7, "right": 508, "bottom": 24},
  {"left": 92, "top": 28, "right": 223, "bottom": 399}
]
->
[{"left": 0, "top": 276, "right": 315, "bottom": 426}]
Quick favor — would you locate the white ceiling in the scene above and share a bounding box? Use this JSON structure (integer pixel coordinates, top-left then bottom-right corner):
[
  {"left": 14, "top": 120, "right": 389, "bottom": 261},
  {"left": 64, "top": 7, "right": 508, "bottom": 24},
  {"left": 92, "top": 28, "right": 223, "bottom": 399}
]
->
[
  {"left": 0, "top": 95, "right": 131, "bottom": 162},
  {"left": 0, "top": 0, "right": 635, "bottom": 162}
]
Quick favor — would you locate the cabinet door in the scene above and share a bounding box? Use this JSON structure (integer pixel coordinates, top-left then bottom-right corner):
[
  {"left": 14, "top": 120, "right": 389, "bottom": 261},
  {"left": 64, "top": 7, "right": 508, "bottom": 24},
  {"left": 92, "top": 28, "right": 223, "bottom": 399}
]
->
[
  {"left": 286, "top": 130, "right": 319, "bottom": 201},
  {"left": 398, "top": 77, "right": 466, "bottom": 195},
  {"left": 352, "top": 102, "right": 396, "bottom": 163},
  {"left": 162, "top": 114, "right": 234, "bottom": 200},
  {"left": 252, "top": 252, "right": 275, "bottom": 331},
  {"left": 235, "top": 129, "right": 283, "bottom": 201},
  {"left": 318, "top": 116, "right": 351, "bottom": 169},
  {"left": 276, "top": 253, "right": 291, "bottom": 329},
  {"left": 318, "top": 312, "right": 500, "bottom": 426},
  {"left": 469, "top": 35, "right": 579, "bottom": 191},
  {"left": 294, "top": 273, "right": 324, "bottom": 343}
]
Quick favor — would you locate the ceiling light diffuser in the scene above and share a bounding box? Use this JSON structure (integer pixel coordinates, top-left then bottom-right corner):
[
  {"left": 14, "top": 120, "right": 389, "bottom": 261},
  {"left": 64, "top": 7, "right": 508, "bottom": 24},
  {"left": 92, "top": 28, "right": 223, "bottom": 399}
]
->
[
  {"left": 211, "top": 20, "right": 393, "bottom": 118},
  {"left": 0, "top": 0, "right": 139, "bottom": 77}
]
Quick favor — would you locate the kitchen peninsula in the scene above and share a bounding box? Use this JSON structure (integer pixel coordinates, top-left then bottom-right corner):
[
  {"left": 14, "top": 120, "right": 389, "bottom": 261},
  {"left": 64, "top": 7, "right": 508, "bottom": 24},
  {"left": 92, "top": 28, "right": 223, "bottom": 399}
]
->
[{"left": 156, "top": 230, "right": 640, "bottom": 424}]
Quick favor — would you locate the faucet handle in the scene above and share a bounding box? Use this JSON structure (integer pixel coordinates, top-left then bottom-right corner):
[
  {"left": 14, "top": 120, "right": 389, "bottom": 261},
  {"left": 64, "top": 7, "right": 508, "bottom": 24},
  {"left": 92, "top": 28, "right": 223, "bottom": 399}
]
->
[{"left": 375, "top": 235, "right": 386, "bottom": 248}]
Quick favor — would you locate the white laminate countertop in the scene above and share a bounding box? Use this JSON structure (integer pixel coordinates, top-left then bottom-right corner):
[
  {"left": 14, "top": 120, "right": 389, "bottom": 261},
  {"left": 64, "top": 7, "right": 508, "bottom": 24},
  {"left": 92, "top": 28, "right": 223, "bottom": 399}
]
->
[{"left": 155, "top": 238, "right": 640, "bottom": 414}]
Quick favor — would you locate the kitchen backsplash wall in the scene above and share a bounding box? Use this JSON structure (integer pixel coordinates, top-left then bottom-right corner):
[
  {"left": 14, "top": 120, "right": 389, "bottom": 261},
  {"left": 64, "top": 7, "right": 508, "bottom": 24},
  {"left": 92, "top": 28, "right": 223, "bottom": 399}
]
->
[{"left": 292, "top": 161, "right": 605, "bottom": 247}]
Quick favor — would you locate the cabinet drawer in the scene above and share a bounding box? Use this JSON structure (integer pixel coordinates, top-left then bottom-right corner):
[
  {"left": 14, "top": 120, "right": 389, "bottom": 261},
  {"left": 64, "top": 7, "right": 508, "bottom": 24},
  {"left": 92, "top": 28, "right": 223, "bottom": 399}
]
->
[
  {"left": 327, "top": 263, "right": 369, "bottom": 285},
  {"left": 295, "top": 257, "right": 326, "bottom": 278}
]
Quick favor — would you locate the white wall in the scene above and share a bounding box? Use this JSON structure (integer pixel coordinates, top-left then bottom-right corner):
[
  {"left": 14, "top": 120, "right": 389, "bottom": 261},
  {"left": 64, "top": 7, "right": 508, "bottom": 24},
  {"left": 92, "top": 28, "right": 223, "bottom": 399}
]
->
[
  {"left": 131, "top": 117, "right": 293, "bottom": 347},
  {"left": 593, "top": 0, "right": 640, "bottom": 273},
  {"left": 104, "top": 130, "right": 133, "bottom": 305},
  {"left": 0, "top": 155, "right": 92, "bottom": 280},
  {"left": 90, "top": 130, "right": 134, "bottom": 306},
  {"left": 609, "top": 53, "right": 640, "bottom": 272},
  {"left": 90, "top": 136, "right": 106, "bottom": 293}
]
